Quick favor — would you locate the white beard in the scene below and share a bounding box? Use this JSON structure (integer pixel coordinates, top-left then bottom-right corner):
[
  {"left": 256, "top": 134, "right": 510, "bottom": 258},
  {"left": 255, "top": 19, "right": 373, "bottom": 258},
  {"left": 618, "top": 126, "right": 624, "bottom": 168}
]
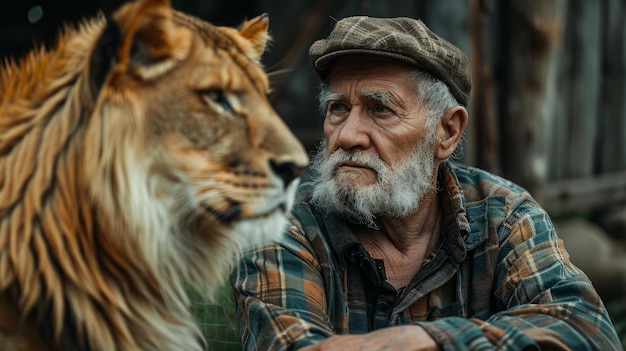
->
[{"left": 310, "top": 132, "right": 437, "bottom": 228}]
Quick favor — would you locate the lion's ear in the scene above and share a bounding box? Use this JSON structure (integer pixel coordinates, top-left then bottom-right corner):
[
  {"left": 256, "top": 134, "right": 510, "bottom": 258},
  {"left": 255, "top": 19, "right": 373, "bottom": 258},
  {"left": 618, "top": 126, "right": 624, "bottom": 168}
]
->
[
  {"left": 91, "top": 0, "right": 191, "bottom": 89},
  {"left": 237, "top": 14, "right": 270, "bottom": 62}
]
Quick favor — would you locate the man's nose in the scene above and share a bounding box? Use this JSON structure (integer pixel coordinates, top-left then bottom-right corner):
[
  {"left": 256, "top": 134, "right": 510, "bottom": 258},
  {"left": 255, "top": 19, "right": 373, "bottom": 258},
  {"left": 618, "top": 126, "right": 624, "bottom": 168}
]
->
[{"left": 334, "top": 109, "right": 371, "bottom": 151}]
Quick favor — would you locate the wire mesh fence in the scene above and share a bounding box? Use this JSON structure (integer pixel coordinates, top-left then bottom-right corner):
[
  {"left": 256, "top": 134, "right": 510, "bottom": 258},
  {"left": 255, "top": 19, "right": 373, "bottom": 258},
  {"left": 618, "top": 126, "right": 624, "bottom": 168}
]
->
[{"left": 186, "top": 283, "right": 242, "bottom": 351}]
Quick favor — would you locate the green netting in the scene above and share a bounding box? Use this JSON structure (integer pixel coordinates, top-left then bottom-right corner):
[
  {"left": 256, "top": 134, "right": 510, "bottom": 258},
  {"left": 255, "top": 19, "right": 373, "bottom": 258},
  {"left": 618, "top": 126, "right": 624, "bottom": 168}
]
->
[{"left": 186, "top": 283, "right": 242, "bottom": 351}]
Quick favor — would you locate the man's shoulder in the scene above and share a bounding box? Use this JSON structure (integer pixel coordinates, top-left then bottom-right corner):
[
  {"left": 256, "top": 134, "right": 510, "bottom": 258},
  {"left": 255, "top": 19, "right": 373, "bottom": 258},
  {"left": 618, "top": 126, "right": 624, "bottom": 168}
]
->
[
  {"left": 445, "top": 162, "right": 551, "bottom": 247},
  {"left": 445, "top": 161, "right": 530, "bottom": 198}
]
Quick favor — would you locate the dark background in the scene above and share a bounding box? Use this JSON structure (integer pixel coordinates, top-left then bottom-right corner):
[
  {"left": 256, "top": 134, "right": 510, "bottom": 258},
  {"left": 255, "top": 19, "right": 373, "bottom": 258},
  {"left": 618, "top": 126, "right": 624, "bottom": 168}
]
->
[{"left": 0, "top": 0, "right": 257, "bottom": 60}]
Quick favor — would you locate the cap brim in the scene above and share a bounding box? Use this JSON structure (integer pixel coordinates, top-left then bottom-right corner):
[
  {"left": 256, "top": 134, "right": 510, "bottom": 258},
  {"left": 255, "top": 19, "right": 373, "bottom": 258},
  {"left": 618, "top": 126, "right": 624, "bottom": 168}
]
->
[{"left": 313, "top": 49, "right": 425, "bottom": 78}]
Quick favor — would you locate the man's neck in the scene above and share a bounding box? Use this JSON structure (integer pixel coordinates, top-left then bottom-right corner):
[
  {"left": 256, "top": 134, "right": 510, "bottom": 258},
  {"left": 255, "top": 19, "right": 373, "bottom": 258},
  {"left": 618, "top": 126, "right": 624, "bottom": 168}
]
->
[
  {"left": 354, "top": 191, "right": 442, "bottom": 288},
  {"left": 361, "top": 190, "right": 440, "bottom": 247}
]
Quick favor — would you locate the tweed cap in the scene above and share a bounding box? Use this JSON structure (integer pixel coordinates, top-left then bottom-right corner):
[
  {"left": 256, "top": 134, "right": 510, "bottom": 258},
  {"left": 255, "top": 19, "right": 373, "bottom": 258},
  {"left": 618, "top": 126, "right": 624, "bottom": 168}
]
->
[{"left": 309, "top": 16, "right": 471, "bottom": 106}]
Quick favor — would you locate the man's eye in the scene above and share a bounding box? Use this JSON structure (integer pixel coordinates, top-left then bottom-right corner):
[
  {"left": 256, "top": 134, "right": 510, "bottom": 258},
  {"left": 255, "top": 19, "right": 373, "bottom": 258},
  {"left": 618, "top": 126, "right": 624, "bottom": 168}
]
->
[
  {"left": 202, "top": 89, "right": 233, "bottom": 112},
  {"left": 373, "top": 104, "right": 391, "bottom": 114},
  {"left": 329, "top": 102, "right": 348, "bottom": 113}
]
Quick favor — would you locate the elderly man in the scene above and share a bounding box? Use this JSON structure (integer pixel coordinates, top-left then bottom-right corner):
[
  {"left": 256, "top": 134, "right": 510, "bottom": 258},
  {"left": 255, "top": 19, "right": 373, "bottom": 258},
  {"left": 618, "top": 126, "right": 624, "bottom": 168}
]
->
[{"left": 231, "top": 16, "right": 622, "bottom": 351}]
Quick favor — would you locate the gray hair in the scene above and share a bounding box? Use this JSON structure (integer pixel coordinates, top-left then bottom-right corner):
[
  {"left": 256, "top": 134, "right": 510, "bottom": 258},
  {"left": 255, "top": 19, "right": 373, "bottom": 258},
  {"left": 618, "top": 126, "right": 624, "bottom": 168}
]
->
[
  {"left": 410, "top": 70, "right": 460, "bottom": 130},
  {"left": 411, "top": 70, "right": 465, "bottom": 160}
]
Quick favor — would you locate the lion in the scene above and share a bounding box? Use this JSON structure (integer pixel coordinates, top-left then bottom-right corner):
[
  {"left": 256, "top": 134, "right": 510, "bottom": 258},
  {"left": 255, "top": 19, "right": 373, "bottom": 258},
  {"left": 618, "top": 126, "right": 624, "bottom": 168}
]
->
[{"left": 0, "top": 0, "right": 308, "bottom": 350}]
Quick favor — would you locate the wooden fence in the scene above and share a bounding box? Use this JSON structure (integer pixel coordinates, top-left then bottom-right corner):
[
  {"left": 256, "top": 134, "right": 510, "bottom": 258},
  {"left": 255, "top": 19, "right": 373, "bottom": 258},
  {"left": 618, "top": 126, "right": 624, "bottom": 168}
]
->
[{"left": 490, "top": 0, "right": 626, "bottom": 215}]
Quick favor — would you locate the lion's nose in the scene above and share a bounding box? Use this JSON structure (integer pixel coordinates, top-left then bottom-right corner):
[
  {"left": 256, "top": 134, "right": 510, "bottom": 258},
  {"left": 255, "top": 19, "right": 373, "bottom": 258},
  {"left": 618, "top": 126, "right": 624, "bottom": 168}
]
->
[{"left": 270, "top": 160, "right": 306, "bottom": 188}]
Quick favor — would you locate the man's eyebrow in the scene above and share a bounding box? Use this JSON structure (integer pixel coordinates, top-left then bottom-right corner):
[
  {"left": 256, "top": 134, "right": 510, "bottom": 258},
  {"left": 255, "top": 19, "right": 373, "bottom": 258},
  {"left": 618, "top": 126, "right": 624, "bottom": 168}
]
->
[
  {"left": 317, "top": 88, "right": 345, "bottom": 116},
  {"left": 318, "top": 89, "right": 344, "bottom": 105},
  {"left": 362, "top": 90, "right": 391, "bottom": 104}
]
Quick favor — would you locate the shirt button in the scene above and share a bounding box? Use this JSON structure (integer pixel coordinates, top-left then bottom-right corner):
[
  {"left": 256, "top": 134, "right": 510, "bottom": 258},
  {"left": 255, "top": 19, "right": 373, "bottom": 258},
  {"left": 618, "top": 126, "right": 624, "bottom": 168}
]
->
[{"left": 378, "top": 302, "right": 389, "bottom": 311}]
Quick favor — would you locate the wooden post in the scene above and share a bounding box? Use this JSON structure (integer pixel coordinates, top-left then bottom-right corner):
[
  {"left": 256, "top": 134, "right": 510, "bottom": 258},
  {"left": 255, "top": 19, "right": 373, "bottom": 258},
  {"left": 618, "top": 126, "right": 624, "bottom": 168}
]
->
[
  {"left": 502, "top": 0, "right": 566, "bottom": 197},
  {"left": 557, "top": 0, "right": 601, "bottom": 179},
  {"left": 599, "top": 0, "right": 626, "bottom": 173},
  {"left": 470, "top": 0, "right": 501, "bottom": 174}
]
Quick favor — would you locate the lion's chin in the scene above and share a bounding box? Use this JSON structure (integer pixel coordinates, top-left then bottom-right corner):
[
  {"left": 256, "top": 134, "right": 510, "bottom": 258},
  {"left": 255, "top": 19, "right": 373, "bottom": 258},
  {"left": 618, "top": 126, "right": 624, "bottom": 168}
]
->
[
  {"left": 228, "top": 178, "right": 300, "bottom": 251},
  {"left": 230, "top": 208, "right": 290, "bottom": 252}
]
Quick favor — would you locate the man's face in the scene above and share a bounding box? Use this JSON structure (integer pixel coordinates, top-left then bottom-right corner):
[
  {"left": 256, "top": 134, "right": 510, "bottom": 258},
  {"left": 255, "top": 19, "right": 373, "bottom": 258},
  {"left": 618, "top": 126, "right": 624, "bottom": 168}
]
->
[{"left": 310, "top": 55, "right": 438, "bottom": 225}]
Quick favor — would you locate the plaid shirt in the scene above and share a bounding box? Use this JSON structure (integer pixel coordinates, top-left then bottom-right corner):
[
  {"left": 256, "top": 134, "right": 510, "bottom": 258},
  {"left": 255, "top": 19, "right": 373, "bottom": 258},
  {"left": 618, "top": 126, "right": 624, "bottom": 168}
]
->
[{"left": 231, "top": 161, "right": 622, "bottom": 351}]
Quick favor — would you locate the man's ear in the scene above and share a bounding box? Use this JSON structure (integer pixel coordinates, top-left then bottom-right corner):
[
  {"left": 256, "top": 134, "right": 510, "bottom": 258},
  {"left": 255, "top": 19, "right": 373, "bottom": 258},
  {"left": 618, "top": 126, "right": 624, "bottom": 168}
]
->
[{"left": 435, "top": 106, "right": 468, "bottom": 160}]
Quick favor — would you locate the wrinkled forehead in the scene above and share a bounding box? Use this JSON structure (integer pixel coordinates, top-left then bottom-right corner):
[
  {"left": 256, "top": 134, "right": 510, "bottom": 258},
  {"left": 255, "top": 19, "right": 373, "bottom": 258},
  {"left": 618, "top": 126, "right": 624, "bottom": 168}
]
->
[{"left": 327, "top": 55, "right": 419, "bottom": 101}]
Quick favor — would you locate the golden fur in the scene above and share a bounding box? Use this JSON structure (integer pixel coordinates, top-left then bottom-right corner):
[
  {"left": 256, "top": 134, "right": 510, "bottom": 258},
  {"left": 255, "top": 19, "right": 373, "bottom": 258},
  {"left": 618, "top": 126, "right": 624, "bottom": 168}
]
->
[{"left": 0, "top": 0, "right": 308, "bottom": 350}]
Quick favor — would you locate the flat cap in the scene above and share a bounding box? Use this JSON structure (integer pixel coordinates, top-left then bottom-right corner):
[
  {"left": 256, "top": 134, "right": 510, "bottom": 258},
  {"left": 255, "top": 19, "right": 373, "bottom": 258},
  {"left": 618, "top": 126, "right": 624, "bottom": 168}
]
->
[{"left": 309, "top": 16, "right": 471, "bottom": 106}]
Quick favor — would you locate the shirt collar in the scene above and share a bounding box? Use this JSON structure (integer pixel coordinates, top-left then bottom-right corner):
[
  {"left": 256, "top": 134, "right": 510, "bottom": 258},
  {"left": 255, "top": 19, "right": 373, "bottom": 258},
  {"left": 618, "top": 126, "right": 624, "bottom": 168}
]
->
[
  {"left": 437, "top": 161, "right": 471, "bottom": 262},
  {"left": 440, "top": 161, "right": 502, "bottom": 252}
]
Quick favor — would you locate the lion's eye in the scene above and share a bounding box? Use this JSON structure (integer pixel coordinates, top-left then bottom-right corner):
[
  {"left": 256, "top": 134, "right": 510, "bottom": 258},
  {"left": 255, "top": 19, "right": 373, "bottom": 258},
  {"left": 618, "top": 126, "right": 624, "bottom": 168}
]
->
[{"left": 202, "top": 89, "right": 233, "bottom": 113}]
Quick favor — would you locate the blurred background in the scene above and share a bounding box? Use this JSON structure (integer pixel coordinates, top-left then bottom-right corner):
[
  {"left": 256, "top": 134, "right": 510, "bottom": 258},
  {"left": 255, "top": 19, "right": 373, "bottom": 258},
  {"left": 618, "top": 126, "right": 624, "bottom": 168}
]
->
[{"left": 2, "top": 0, "right": 625, "bottom": 349}]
